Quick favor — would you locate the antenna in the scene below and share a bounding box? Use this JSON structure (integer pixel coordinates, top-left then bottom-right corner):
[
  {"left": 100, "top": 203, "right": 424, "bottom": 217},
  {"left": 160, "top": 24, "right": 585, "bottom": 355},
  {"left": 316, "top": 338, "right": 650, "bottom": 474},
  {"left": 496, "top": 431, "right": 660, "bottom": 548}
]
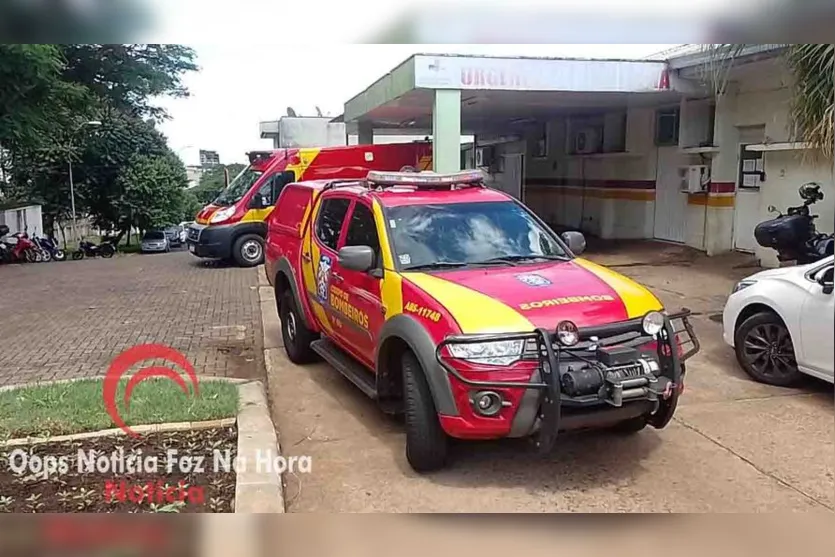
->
[{"left": 286, "top": 107, "right": 297, "bottom": 117}]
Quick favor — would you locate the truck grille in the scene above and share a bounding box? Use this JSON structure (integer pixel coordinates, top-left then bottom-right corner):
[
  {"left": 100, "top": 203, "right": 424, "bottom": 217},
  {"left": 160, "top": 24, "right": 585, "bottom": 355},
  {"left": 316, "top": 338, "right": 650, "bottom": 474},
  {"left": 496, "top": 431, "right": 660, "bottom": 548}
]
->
[{"left": 187, "top": 227, "right": 200, "bottom": 241}]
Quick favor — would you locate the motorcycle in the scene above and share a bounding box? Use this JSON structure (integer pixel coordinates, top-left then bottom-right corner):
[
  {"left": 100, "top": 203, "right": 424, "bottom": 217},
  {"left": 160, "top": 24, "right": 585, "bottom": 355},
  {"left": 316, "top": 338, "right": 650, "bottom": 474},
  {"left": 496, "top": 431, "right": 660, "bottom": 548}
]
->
[
  {"left": 0, "top": 225, "right": 10, "bottom": 263},
  {"left": 33, "top": 235, "right": 66, "bottom": 262},
  {"left": 754, "top": 182, "right": 835, "bottom": 265},
  {"left": 71, "top": 238, "right": 116, "bottom": 260},
  {"left": 3, "top": 232, "right": 42, "bottom": 263}
]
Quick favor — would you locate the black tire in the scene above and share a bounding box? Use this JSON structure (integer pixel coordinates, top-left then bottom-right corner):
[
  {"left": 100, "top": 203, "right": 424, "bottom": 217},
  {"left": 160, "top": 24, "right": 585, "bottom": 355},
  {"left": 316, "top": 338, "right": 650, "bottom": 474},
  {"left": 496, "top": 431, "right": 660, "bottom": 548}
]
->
[
  {"left": 232, "top": 234, "right": 264, "bottom": 267},
  {"left": 402, "top": 351, "right": 448, "bottom": 472},
  {"left": 611, "top": 416, "right": 648, "bottom": 434},
  {"left": 279, "top": 291, "right": 317, "bottom": 364},
  {"left": 71, "top": 250, "right": 84, "bottom": 260},
  {"left": 53, "top": 250, "right": 66, "bottom": 261},
  {"left": 734, "top": 311, "right": 802, "bottom": 387},
  {"left": 100, "top": 244, "right": 115, "bottom": 258}
]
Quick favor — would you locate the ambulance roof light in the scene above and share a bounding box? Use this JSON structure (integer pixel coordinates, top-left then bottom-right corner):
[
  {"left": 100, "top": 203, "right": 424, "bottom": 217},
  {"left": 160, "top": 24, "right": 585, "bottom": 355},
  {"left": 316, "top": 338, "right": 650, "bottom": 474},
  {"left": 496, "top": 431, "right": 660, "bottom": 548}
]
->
[{"left": 366, "top": 169, "right": 485, "bottom": 188}]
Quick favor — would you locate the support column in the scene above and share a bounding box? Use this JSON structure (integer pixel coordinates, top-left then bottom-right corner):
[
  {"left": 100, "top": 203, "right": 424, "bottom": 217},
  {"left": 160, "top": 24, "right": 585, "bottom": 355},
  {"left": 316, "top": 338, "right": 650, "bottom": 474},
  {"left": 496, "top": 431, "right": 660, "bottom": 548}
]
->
[
  {"left": 358, "top": 121, "right": 374, "bottom": 145},
  {"left": 432, "top": 89, "right": 461, "bottom": 173}
]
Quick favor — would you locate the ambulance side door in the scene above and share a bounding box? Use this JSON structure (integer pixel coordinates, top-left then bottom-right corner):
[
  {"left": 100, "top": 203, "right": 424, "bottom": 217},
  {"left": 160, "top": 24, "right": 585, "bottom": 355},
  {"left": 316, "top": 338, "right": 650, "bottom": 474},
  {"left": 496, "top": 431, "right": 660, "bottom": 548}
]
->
[{"left": 334, "top": 199, "right": 385, "bottom": 367}]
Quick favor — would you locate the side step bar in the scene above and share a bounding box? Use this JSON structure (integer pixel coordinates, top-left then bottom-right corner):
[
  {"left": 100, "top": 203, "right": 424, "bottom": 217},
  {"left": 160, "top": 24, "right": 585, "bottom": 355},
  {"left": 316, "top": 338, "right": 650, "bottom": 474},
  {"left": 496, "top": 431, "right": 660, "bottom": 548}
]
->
[{"left": 310, "top": 339, "right": 378, "bottom": 399}]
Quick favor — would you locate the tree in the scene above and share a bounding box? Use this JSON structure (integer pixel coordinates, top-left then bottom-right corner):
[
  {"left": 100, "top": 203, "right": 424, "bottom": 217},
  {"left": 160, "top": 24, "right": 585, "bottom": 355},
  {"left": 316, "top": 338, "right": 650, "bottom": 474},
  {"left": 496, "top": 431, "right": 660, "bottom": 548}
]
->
[
  {"left": 114, "top": 153, "right": 189, "bottom": 236},
  {"left": 193, "top": 164, "right": 246, "bottom": 205},
  {"left": 704, "top": 44, "right": 833, "bottom": 158}
]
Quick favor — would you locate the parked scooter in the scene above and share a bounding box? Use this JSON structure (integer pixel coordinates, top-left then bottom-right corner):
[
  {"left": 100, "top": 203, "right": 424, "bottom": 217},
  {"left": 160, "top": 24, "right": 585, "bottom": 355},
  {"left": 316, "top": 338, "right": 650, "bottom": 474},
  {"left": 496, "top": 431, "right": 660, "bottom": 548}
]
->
[
  {"left": 33, "top": 235, "right": 66, "bottom": 262},
  {"left": 0, "top": 225, "right": 11, "bottom": 263},
  {"left": 754, "top": 182, "right": 835, "bottom": 265},
  {"left": 71, "top": 238, "right": 116, "bottom": 260},
  {"left": 4, "top": 232, "right": 42, "bottom": 263}
]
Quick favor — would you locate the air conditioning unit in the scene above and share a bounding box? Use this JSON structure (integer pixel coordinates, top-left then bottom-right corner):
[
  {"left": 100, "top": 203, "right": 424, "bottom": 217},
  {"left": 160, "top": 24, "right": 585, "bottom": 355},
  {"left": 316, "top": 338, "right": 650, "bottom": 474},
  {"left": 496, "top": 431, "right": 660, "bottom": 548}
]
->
[
  {"left": 679, "top": 165, "right": 710, "bottom": 193},
  {"left": 574, "top": 127, "right": 601, "bottom": 154},
  {"left": 475, "top": 146, "right": 494, "bottom": 168}
]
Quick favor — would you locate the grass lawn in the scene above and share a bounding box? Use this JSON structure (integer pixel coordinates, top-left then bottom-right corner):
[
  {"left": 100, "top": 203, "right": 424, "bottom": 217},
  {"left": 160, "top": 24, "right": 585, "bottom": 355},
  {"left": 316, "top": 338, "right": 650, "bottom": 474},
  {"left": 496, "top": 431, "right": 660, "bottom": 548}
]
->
[{"left": 0, "top": 379, "right": 239, "bottom": 439}]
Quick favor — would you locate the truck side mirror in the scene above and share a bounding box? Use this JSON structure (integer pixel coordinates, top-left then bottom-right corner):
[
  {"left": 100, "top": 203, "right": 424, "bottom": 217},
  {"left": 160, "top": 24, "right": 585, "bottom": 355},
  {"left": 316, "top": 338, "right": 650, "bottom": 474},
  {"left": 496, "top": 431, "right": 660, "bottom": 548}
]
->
[
  {"left": 338, "top": 245, "right": 375, "bottom": 273},
  {"left": 561, "top": 231, "right": 586, "bottom": 256}
]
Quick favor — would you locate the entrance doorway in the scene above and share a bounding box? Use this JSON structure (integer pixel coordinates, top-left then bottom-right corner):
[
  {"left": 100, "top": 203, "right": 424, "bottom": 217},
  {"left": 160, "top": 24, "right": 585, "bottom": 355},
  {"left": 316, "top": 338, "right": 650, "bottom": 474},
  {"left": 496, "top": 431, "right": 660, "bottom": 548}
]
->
[
  {"left": 733, "top": 125, "right": 765, "bottom": 252},
  {"left": 653, "top": 146, "right": 688, "bottom": 243}
]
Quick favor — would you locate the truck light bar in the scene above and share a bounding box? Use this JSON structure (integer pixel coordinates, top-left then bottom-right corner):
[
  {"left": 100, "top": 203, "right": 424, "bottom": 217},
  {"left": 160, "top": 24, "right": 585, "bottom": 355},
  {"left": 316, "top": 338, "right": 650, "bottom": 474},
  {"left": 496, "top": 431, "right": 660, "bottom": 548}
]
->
[{"left": 366, "top": 169, "right": 485, "bottom": 188}]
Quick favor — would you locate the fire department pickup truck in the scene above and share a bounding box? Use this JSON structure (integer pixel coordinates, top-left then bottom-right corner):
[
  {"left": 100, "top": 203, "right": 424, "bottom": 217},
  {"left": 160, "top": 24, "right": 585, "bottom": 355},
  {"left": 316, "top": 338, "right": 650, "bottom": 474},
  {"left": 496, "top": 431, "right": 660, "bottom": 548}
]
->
[{"left": 265, "top": 169, "right": 699, "bottom": 472}]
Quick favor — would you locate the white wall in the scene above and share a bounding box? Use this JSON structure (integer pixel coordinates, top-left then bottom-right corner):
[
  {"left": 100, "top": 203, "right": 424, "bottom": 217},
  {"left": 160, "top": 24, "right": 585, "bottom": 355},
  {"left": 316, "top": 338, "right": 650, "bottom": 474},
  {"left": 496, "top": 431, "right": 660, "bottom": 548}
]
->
[{"left": 2, "top": 205, "right": 43, "bottom": 236}]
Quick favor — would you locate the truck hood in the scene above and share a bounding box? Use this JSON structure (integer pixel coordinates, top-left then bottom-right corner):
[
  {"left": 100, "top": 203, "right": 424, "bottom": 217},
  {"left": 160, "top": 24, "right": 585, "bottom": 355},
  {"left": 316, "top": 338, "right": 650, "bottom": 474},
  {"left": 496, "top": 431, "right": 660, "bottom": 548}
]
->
[{"left": 402, "top": 258, "right": 663, "bottom": 334}]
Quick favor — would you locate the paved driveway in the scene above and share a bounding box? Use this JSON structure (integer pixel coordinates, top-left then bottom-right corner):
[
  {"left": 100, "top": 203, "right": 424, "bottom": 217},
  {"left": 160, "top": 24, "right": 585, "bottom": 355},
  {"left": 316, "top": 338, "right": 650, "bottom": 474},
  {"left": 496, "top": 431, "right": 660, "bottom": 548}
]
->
[
  {"left": 0, "top": 251, "right": 262, "bottom": 386},
  {"left": 265, "top": 242, "right": 834, "bottom": 512}
]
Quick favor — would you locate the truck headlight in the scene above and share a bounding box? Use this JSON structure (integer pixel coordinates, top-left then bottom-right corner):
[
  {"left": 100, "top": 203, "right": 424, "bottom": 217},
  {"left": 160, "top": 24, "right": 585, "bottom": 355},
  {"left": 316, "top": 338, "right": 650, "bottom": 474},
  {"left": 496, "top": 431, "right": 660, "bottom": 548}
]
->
[
  {"left": 642, "top": 311, "right": 665, "bottom": 336},
  {"left": 210, "top": 207, "right": 236, "bottom": 224},
  {"left": 448, "top": 340, "right": 525, "bottom": 366},
  {"left": 732, "top": 280, "right": 757, "bottom": 294}
]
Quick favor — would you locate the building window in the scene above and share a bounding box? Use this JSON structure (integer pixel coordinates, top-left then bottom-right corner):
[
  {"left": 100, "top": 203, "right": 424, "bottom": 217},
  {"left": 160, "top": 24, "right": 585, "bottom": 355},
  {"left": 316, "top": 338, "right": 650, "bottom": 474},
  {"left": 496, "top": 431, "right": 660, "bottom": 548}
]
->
[
  {"left": 738, "top": 145, "right": 764, "bottom": 190},
  {"left": 532, "top": 124, "right": 548, "bottom": 159},
  {"left": 655, "top": 107, "right": 680, "bottom": 146}
]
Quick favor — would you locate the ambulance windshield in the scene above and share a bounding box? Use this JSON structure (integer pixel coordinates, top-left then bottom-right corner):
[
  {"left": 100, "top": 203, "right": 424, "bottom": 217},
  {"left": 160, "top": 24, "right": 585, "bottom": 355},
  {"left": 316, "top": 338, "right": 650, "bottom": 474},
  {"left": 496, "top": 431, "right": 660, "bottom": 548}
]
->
[{"left": 214, "top": 167, "right": 264, "bottom": 206}]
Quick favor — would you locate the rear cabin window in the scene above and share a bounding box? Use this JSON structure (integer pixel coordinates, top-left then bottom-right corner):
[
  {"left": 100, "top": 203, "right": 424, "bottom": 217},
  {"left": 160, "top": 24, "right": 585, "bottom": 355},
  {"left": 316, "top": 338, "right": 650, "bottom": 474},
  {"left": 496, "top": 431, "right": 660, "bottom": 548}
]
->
[{"left": 315, "top": 198, "right": 351, "bottom": 250}]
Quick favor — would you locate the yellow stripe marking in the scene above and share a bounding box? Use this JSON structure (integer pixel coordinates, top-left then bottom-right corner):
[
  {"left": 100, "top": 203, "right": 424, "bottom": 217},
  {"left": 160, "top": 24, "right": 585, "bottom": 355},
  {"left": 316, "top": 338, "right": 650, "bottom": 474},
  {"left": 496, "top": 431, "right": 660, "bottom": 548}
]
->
[
  {"left": 372, "top": 199, "right": 403, "bottom": 319},
  {"left": 573, "top": 259, "right": 662, "bottom": 318},
  {"left": 403, "top": 273, "right": 534, "bottom": 334}
]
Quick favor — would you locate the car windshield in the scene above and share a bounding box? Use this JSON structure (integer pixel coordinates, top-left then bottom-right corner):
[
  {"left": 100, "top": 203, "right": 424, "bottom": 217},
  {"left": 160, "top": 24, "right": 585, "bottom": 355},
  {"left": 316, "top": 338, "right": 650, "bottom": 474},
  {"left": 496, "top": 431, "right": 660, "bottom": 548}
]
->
[
  {"left": 214, "top": 167, "right": 264, "bottom": 206},
  {"left": 143, "top": 231, "right": 165, "bottom": 240},
  {"left": 388, "top": 201, "right": 569, "bottom": 270}
]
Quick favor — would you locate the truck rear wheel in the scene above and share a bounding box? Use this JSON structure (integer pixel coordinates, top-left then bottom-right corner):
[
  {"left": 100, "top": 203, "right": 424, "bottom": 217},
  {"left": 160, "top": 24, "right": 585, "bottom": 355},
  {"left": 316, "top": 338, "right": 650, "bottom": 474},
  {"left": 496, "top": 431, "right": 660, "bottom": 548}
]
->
[
  {"left": 280, "top": 291, "right": 316, "bottom": 364},
  {"left": 402, "top": 351, "right": 448, "bottom": 472},
  {"left": 233, "top": 234, "right": 264, "bottom": 267}
]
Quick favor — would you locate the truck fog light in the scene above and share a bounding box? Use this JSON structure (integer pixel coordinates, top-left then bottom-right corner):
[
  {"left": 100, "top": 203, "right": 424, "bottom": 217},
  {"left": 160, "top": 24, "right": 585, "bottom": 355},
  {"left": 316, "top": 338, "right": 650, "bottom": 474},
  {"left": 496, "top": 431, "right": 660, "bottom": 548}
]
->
[
  {"left": 471, "top": 391, "right": 504, "bottom": 417},
  {"left": 556, "top": 320, "right": 579, "bottom": 346},
  {"left": 642, "top": 311, "right": 665, "bottom": 336}
]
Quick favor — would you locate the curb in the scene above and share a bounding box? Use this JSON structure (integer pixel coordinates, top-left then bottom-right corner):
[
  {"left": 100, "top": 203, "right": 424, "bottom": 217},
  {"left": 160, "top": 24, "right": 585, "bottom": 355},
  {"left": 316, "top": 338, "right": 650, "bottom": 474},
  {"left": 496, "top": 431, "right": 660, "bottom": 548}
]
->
[
  {"left": 0, "top": 375, "right": 251, "bottom": 394},
  {"left": 234, "top": 380, "right": 285, "bottom": 513}
]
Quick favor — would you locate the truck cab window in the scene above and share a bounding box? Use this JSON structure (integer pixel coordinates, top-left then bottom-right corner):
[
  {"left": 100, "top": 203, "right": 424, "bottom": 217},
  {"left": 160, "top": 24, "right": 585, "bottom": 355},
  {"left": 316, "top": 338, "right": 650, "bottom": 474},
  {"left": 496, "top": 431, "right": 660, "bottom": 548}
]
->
[
  {"left": 344, "top": 203, "right": 381, "bottom": 267},
  {"left": 315, "top": 198, "right": 351, "bottom": 251}
]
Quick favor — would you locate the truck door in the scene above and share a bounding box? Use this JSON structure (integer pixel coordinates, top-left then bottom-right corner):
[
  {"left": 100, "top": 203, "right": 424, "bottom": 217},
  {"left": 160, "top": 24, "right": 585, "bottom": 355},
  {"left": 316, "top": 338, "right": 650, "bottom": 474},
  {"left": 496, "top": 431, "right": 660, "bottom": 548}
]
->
[
  {"left": 309, "top": 196, "right": 356, "bottom": 352},
  {"left": 334, "top": 200, "right": 385, "bottom": 366}
]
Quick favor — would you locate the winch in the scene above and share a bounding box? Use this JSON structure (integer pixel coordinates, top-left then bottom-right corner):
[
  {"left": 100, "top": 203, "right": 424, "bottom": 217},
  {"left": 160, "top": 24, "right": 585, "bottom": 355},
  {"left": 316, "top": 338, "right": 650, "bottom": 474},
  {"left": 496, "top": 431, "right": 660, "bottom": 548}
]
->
[{"left": 559, "top": 345, "right": 660, "bottom": 406}]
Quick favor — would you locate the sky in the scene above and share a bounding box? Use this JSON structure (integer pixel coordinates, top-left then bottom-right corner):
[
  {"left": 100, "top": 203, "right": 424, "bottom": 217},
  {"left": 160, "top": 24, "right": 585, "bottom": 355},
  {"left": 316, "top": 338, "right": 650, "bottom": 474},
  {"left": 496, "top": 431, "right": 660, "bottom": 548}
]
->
[{"left": 156, "top": 44, "right": 679, "bottom": 166}]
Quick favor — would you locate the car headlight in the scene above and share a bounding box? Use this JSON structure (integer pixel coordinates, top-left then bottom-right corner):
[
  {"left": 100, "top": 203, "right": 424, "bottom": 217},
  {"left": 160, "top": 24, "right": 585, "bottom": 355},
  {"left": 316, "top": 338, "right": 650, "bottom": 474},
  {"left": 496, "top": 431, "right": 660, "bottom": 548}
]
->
[
  {"left": 556, "top": 320, "right": 580, "bottom": 346},
  {"left": 447, "top": 340, "right": 525, "bottom": 366},
  {"left": 210, "top": 207, "right": 236, "bottom": 224},
  {"left": 642, "top": 311, "right": 665, "bottom": 336},
  {"left": 732, "top": 280, "right": 757, "bottom": 294}
]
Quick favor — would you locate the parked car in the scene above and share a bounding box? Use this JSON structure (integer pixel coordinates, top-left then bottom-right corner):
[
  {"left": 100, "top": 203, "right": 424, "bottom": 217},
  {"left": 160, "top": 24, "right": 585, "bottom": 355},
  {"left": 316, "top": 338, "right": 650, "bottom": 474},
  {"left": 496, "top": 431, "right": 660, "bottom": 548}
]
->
[
  {"left": 164, "top": 225, "right": 184, "bottom": 248},
  {"left": 178, "top": 221, "right": 192, "bottom": 244},
  {"left": 140, "top": 230, "right": 170, "bottom": 253},
  {"left": 265, "top": 169, "right": 699, "bottom": 472},
  {"left": 722, "top": 255, "right": 834, "bottom": 386}
]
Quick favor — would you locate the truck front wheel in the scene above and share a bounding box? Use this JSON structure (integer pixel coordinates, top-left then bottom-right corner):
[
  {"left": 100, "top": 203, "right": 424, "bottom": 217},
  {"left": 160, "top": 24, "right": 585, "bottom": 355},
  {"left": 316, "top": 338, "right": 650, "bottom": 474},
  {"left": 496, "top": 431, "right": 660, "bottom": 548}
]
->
[
  {"left": 233, "top": 234, "right": 264, "bottom": 267},
  {"left": 280, "top": 291, "right": 317, "bottom": 364},
  {"left": 402, "top": 351, "right": 448, "bottom": 472}
]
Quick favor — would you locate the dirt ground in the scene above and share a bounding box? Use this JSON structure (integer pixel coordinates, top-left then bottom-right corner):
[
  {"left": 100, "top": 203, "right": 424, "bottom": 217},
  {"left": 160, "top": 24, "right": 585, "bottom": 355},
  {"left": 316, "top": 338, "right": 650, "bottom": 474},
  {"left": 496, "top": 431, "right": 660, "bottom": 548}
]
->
[{"left": 264, "top": 241, "right": 834, "bottom": 512}]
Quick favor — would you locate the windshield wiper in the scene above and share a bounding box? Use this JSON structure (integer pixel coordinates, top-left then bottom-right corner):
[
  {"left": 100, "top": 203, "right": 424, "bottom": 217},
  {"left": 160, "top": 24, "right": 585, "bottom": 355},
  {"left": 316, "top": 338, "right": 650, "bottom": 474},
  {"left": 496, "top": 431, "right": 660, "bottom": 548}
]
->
[
  {"left": 476, "top": 254, "right": 570, "bottom": 265},
  {"left": 402, "top": 262, "right": 470, "bottom": 271}
]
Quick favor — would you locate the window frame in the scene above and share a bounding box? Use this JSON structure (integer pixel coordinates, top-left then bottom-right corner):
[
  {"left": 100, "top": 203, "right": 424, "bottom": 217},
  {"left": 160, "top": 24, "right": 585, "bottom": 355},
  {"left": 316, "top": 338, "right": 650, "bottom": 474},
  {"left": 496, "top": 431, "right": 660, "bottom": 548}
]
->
[
  {"left": 340, "top": 199, "right": 382, "bottom": 269},
  {"left": 314, "top": 195, "right": 353, "bottom": 252}
]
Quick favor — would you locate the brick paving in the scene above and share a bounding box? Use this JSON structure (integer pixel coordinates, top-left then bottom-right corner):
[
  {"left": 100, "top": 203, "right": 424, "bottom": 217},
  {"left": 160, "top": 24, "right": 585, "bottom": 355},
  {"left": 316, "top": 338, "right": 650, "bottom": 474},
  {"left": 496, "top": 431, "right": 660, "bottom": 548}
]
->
[{"left": 0, "top": 250, "right": 263, "bottom": 386}]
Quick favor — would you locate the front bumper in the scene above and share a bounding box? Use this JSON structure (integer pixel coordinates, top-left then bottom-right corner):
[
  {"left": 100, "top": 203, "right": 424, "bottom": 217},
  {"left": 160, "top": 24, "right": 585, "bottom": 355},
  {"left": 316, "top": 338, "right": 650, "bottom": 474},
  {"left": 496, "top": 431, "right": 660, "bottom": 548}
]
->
[
  {"left": 141, "top": 243, "right": 168, "bottom": 252},
  {"left": 186, "top": 223, "right": 233, "bottom": 259},
  {"left": 435, "top": 310, "right": 699, "bottom": 450}
]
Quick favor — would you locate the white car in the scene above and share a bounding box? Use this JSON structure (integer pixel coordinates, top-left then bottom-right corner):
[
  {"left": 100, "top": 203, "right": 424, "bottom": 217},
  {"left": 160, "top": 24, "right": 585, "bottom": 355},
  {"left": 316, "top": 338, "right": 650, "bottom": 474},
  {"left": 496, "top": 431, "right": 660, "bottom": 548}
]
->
[{"left": 723, "top": 255, "right": 834, "bottom": 386}]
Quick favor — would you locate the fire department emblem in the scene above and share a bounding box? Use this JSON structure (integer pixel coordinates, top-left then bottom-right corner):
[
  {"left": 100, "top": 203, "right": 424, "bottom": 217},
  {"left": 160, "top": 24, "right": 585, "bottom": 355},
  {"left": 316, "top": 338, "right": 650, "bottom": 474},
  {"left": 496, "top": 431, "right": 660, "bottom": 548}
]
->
[
  {"left": 316, "top": 255, "right": 332, "bottom": 301},
  {"left": 516, "top": 273, "right": 551, "bottom": 287}
]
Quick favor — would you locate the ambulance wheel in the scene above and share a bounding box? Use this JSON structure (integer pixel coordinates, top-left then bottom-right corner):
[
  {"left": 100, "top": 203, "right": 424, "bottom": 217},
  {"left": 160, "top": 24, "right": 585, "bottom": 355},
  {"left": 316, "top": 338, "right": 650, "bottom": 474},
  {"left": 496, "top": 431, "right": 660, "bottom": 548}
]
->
[
  {"left": 402, "top": 351, "right": 448, "bottom": 472},
  {"left": 280, "top": 291, "right": 316, "bottom": 364},
  {"left": 233, "top": 234, "right": 264, "bottom": 267}
]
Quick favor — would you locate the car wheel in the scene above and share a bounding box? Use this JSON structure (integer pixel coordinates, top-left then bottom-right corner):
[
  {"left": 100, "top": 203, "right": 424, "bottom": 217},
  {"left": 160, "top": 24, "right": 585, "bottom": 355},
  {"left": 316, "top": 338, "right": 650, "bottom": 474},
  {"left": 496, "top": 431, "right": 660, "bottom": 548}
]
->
[
  {"left": 734, "top": 311, "right": 802, "bottom": 387},
  {"left": 280, "top": 291, "right": 317, "bottom": 364},
  {"left": 233, "top": 234, "right": 264, "bottom": 267},
  {"left": 402, "top": 350, "right": 448, "bottom": 472}
]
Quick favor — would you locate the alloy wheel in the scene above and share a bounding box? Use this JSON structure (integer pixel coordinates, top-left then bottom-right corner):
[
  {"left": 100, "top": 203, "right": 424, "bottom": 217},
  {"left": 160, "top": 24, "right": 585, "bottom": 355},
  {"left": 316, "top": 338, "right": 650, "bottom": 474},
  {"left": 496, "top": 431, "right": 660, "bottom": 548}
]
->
[{"left": 742, "top": 323, "right": 797, "bottom": 380}]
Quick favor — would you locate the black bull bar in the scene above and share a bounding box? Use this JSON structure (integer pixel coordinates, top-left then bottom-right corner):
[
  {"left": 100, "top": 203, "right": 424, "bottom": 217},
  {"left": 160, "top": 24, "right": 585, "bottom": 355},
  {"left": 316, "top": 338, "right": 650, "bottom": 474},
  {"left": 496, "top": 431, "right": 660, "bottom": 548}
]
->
[{"left": 435, "top": 310, "right": 699, "bottom": 452}]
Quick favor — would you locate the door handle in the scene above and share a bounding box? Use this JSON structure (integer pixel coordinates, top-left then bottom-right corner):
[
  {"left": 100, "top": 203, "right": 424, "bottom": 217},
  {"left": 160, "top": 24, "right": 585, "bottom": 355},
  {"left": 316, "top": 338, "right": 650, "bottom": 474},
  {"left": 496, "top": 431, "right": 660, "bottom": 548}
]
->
[
  {"left": 331, "top": 272, "right": 344, "bottom": 283},
  {"left": 302, "top": 253, "right": 311, "bottom": 262}
]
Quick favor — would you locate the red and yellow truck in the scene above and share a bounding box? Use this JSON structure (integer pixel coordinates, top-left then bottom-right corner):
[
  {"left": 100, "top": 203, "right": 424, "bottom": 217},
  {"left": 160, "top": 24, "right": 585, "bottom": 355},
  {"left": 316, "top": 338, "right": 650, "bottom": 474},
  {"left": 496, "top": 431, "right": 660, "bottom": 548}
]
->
[{"left": 186, "top": 142, "right": 432, "bottom": 266}]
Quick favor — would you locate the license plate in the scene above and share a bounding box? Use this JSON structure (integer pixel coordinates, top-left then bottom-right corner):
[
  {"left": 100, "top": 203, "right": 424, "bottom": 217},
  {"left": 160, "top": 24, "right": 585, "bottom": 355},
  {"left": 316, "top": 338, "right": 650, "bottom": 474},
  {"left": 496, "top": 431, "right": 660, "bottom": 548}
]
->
[{"left": 188, "top": 244, "right": 195, "bottom": 253}]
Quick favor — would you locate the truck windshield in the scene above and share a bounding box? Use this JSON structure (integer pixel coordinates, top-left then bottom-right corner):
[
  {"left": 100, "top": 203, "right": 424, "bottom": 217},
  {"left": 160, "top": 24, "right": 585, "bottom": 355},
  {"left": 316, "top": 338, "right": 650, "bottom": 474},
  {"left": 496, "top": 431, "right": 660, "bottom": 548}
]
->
[
  {"left": 214, "top": 167, "right": 264, "bottom": 206},
  {"left": 388, "top": 201, "right": 569, "bottom": 271}
]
